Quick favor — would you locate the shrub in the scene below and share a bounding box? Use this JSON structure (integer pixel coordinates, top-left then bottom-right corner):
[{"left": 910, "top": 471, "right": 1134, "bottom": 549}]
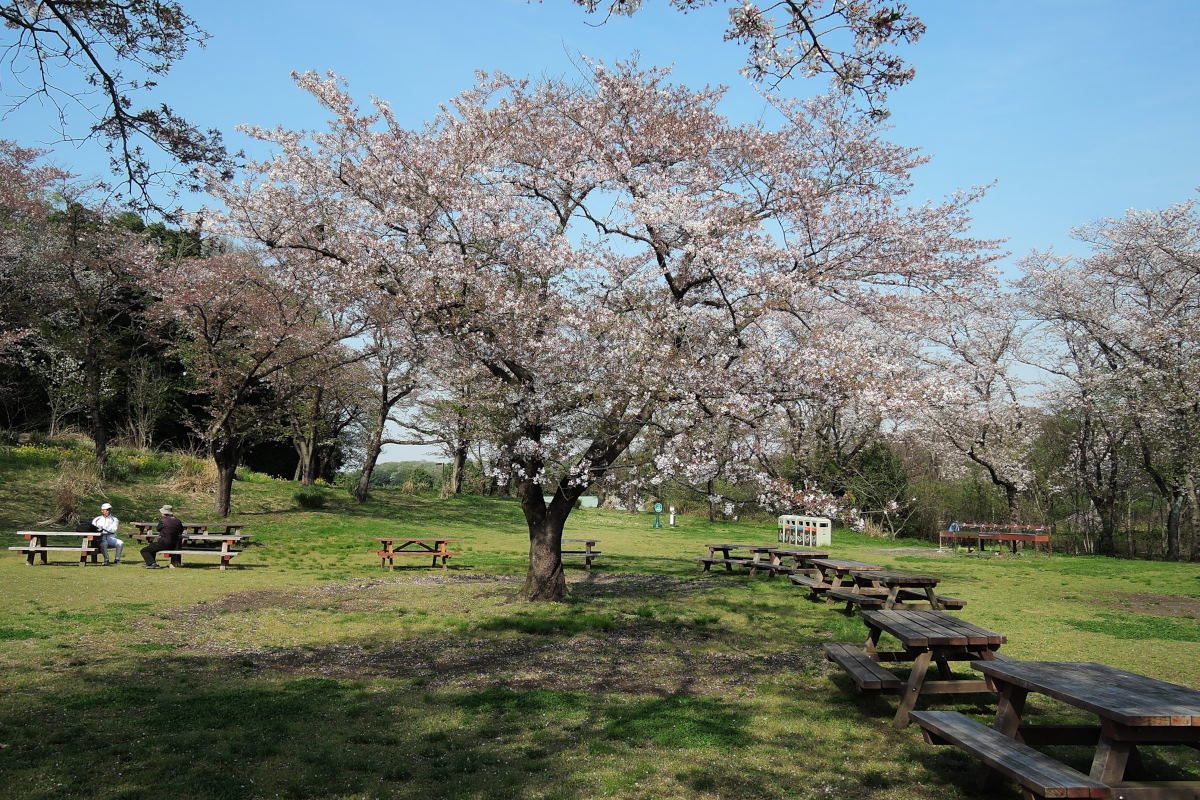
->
[{"left": 294, "top": 487, "right": 326, "bottom": 509}]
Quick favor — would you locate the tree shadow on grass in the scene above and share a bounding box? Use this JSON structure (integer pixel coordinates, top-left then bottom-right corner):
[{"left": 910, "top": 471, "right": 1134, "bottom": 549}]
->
[{"left": 0, "top": 655, "right": 775, "bottom": 800}]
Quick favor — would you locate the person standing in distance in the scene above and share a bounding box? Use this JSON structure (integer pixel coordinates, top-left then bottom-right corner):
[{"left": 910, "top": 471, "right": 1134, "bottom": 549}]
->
[
  {"left": 92, "top": 502, "right": 123, "bottom": 564},
  {"left": 141, "top": 505, "right": 183, "bottom": 569}
]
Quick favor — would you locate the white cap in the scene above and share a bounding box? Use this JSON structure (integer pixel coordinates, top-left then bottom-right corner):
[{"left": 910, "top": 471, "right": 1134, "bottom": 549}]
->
[{"left": 100, "top": 503, "right": 112, "bottom": 510}]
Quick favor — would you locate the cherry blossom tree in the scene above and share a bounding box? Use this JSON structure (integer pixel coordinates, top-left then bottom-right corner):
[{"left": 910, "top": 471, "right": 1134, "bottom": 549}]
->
[
  {"left": 213, "top": 62, "right": 998, "bottom": 599},
  {"left": 907, "top": 301, "right": 1035, "bottom": 518},
  {"left": 138, "top": 247, "right": 365, "bottom": 515},
  {"left": 1020, "top": 199, "right": 1200, "bottom": 560},
  {"left": 571, "top": 0, "right": 924, "bottom": 117},
  {"left": 350, "top": 304, "right": 425, "bottom": 502}
]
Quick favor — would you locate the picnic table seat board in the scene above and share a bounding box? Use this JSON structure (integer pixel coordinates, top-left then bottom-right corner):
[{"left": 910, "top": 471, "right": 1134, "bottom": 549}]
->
[
  {"left": 155, "top": 549, "right": 241, "bottom": 569},
  {"left": 789, "top": 573, "right": 834, "bottom": 598},
  {"left": 910, "top": 711, "right": 1112, "bottom": 799},
  {"left": 561, "top": 539, "right": 601, "bottom": 569},
  {"left": 822, "top": 643, "right": 903, "bottom": 692},
  {"left": 697, "top": 557, "right": 749, "bottom": 572}
]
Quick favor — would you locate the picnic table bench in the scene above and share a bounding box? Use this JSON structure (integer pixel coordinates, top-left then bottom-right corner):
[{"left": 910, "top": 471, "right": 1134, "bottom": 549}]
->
[
  {"left": 374, "top": 537, "right": 461, "bottom": 569},
  {"left": 561, "top": 538, "right": 601, "bottom": 569},
  {"left": 913, "top": 660, "right": 1200, "bottom": 799},
  {"left": 824, "top": 610, "right": 1006, "bottom": 728},
  {"left": 134, "top": 531, "right": 250, "bottom": 569},
  {"left": 790, "top": 572, "right": 836, "bottom": 598},
  {"left": 8, "top": 530, "right": 102, "bottom": 565}
]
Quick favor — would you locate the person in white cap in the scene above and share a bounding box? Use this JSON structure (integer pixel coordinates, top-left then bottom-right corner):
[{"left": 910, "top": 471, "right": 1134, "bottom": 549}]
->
[{"left": 91, "top": 503, "right": 123, "bottom": 565}]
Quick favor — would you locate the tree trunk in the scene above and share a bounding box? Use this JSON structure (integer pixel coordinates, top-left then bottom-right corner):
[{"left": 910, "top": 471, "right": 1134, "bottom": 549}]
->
[
  {"left": 1090, "top": 496, "right": 1116, "bottom": 556},
  {"left": 707, "top": 479, "right": 715, "bottom": 522},
  {"left": 519, "top": 489, "right": 571, "bottom": 601},
  {"left": 85, "top": 336, "right": 108, "bottom": 468},
  {"left": 213, "top": 444, "right": 240, "bottom": 517},
  {"left": 1165, "top": 490, "right": 1184, "bottom": 561},
  {"left": 352, "top": 429, "right": 386, "bottom": 503},
  {"left": 442, "top": 441, "right": 468, "bottom": 498}
]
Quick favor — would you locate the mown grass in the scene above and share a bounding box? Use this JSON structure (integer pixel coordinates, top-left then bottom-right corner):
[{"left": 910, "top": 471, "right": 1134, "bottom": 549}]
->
[{"left": 1, "top": 448, "right": 1198, "bottom": 799}]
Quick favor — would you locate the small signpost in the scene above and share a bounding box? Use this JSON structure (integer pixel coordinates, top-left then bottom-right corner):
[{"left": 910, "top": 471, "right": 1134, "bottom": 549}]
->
[
  {"left": 652, "top": 502, "right": 663, "bottom": 529},
  {"left": 668, "top": 505, "right": 676, "bottom": 528}
]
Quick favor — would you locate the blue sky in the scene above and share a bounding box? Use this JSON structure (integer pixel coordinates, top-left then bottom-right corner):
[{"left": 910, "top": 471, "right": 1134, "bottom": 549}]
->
[{"left": 6, "top": 0, "right": 1199, "bottom": 460}]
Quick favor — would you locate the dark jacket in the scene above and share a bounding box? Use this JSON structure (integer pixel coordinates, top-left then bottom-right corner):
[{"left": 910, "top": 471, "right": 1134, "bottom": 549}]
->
[{"left": 156, "top": 515, "right": 184, "bottom": 548}]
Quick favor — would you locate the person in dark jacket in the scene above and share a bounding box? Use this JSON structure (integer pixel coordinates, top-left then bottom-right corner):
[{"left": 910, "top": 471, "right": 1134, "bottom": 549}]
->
[{"left": 141, "top": 505, "right": 184, "bottom": 568}]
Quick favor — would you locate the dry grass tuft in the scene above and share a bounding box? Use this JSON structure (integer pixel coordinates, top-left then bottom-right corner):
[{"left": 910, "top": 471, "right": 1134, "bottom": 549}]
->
[
  {"left": 162, "top": 454, "right": 218, "bottom": 494},
  {"left": 40, "top": 457, "right": 104, "bottom": 525}
]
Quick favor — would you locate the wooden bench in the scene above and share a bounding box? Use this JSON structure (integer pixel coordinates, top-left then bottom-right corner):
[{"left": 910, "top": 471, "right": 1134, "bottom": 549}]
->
[
  {"left": 790, "top": 573, "right": 834, "bottom": 599},
  {"left": 822, "top": 642, "right": 902, "bottom": 692},
  {"left": 911, "top": 711, "right": 1111, "bottom": 799},
  {"left": 375, "top": 549, "right": 462, "bottom": 569},
  {"left": 744, "top": 561, "right": 813, "bottom": 577},
  {"left": 155, "top": 549, "right": 241, "bottom": 570},
  {"left": 696, "top": 557, "right": 747, "bottom": 572},
  {"left": 9, "top": 545, "right": 100, "bottom": 565},
  {"left": 894, "top": 589, "right": 967, "bottom": 610},
  {"left": 561, "top": 549, "right": 601, "bottom": 569},
  {"left": 827, "top": 588, "right": 889, "bottom": 612}
]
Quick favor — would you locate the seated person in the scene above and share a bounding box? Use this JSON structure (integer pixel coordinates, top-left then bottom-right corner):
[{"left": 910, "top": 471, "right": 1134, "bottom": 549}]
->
[
  {"left": 92, "top": 502, "right": 123, "bottom": 564},
  {"left": 141, "top": 505, "right": 183, "bottom": 569}
]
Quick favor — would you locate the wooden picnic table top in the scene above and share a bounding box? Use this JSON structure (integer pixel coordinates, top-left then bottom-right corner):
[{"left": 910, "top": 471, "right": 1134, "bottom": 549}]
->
[
  {"left": 767, "top": 548, "right": 830, "bottom": 557},
  {"left": 562, "top": 538, "right": 600, "bottom": 543},
  {"left": 851, "top": 569, "right": 940, "bottom": 587},
  {"left": 811, "top": 558, "right": 883, "bottom": 572},
  {"left": 17, "top": 530, "right": 98, "bottom": 537},
  {"left": 706, "top": 543, "right": 777, "bottom": 550},
  {"left": 375, "top": 537, "right": 459, "bottom": 542},
  {"left": 972, "top": 659, "right": 1200, "bottom": 727},
  {"left": 862, "top": 610, "right": 1006, "bottom": 648}
]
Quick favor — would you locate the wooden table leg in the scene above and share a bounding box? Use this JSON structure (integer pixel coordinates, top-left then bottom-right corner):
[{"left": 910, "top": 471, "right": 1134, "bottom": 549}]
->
[
  {"left": 864, "top": 625, "right": 883, "bottom": 657},
  {"left": 1090, "top": 736, "right": 1133, "bottom": 783},
  {"left": 884, "top": 586, "right": 900, "bottom": 610},
  {"left": 893, "top": 650, "right": 932, "bottom": 728},
  {"left": 971, "top": 682, "right": 1031, "bottom": 792},
  {"left": 924, "top": 586, "right": 942, "bottom": 611}
]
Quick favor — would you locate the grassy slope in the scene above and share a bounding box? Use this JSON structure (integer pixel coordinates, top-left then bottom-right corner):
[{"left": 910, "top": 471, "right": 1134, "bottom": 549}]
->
[{"left": 0, "top": 450, "right": 1197, "bottom": 800}]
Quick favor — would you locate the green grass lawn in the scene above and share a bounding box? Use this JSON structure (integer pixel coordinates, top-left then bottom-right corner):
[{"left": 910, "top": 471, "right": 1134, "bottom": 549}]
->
[{"left": 1, "top": 450, "right": 1198, "bottom": 800}]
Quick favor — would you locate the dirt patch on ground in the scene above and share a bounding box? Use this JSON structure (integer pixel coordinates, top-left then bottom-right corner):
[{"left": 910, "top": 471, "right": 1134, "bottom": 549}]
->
[
  {"left": 133, "top": 573, "right": 820, "bottom": 697},
  {"left": 191, "top": 627, "right": 827, "bottom": 696},
  {"left": 1102, "top": 592, "right": 1200, "bottom": 618}
]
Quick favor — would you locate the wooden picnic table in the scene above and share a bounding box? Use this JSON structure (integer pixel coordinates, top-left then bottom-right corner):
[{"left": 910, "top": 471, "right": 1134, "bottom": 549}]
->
[
  {"left": 131, "top": 521, "right": 247, "bottom": 536},
  {"left": 562, "top": 538, "right": 601, "bottom": 569},
  {"left": 810, "top": 557, "right": 884, "bottom": 587},
  {"left": 845, "top": 569, "right": 952, "bottom": 611},
  {"left": 863, "top": 610, "right": 1004, "bottom": 728},
  {"left": 374, "top": 537, "right": 461, "bottom": 570},
  {"left": 984, "top": 660, "right": 1200, "bottom": 792},
  {"left": 697, "top": 543, "right": 776, "bottom": 572},
  {"left": 744, "top": 547, "right": 831, "bottom": 577},
  {"left": 8, "top": 530, "right": 102, "bottom": 565},
  {"left": 939, "top": 529, "right": 1051, "bottom": 554}
]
